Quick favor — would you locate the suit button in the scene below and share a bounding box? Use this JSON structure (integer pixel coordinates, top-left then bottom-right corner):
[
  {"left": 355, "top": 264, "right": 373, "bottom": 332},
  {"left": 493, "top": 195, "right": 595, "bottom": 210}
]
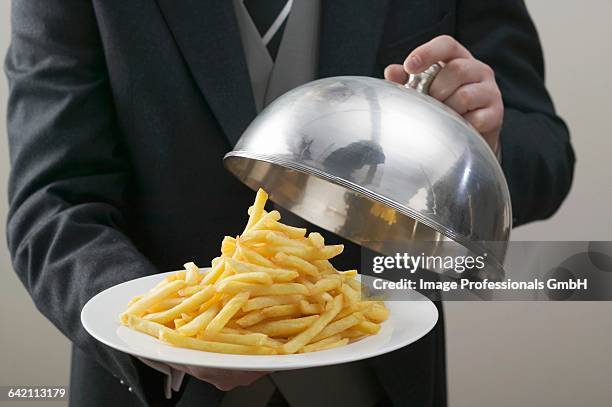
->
[
  {"left": 128, "top": 387, "right": 133, "bottom": 392},
  {"left": 119, "top": 379, "right": 125, "bottom": 385}
]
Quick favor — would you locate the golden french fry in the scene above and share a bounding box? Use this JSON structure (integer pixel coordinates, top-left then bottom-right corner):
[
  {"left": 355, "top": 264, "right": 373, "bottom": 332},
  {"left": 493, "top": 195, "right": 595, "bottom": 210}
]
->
[
  {"left": 354, "top": 320, "right": 381, "bottom": 335},
  {"left": 124, "top": 314, "right": 172, "bottom": 338},
  {"left": 247, "top": 205, "right": 265, "bottom": 216},
  {"left": 308, "top": 232, "right": 325, "bottom": 249},
  {"left": 180, "top": 312, "right": 195, "bottom": 322},
  {"left": 309, "top": 292, "right": 333, "bottom": 305},
  {"left": 242, "top": 295, "right": 305, "bottom": 312},
  {"left": 227, "top": 332, "right": 282, "bottom": 348},
  {"left": 273, "top": 252, "right": 319, "bottom": 277},
  {"left": 215, "top": 271, "right": 273, "bottom": 286},
  {"left": 302, "top": 337, "right": 349, "bottom": 353},
  {"left": 312, "top": 259, "right": 335, "bottom": 274},
  {"left": 159, "top": 330, "right": 276, "bottom": 355},
  {"left": 206, "top": 292, "right": 250, "bottom": 333},
  {"left": 237, "top": 302, "right": 302, "bottom": 328},
  {"left": 198, "top": 292, "right": 224, "bottom": 312},
  {"left": 149, "top": 281, "right": 170, "bottom": 294},
  {"left": 236, "top": 242, "right": 277, "bottom": 268},
  {"left": 341, "top": 328, "right": 367, "bottom": 339},
  {"left": 201, "top": 259, "right": 225, "bottom": 285},
  {"left": 199, "top": 331, "right": 276, "bottom": 347},
  {"left": 347, "top": 278, "right": 361, "bottom": 292},
  {"left": 313, "top": 245, "right": 344, "bottom": 260},
  {"left": 310, "top": 278, "right": 342, "bottom": 295},
  {"left": 259, "top": 244, "right": 344, "bottom": 261},
  {"left": 147, "top": 297, "right": 184, "bottom": 313},
  {"left": 217, "top": 281, "right": 309, "bottom": 297},
  {"left": 127, "top": 295, "right": 144, "bottom": 307},
  {"left": 184, "top": 262, "right": 202, "bottom": 285},
  {"left": 179, "top": 285, "right": 205, "bottom": 297},
  {"left": 340, "top": 269, "right": 358, "bottom": 278},
  {"left": 262, "top": 338, "right": 284, "bottom": 348},
  {"left": 216, "top": 261, "right": 235, "bottom": 282},
  {"left": 250, "top": 315, "right": 320, "bottom": 337},
  {"left": 169, "top": 270, "right": 187, "bottom": 281},
  {"left": 312, "top": 312, "right": 364, "bottom": 342},
  {"left": 227, "top": 259, "right": 299, "bottom": 283},
  {"left": 243, "top": 188, "right": 268, "bottom": 232},
  {"left": 121, "top": 280, "right": 186, "bottom": 323},
  {"left": 323, "top": 273, "right": 358, "bottom": 287},
  {"left": 297, "top": 276, "right": 314, "bottom": 290},
  {"left": 262, "top": 220, "right": 306, "bottom": 238},
  {"left": 364, "top": 304, "right": 390, "bottom": 323},
  {"left": 262, "top": 303, "right": 301, "bottom": 318},
  {"left": 374, "top": 299, "right": 388, "bottom": 307},
  {"left": 214, "top": 334, "right": 282, "bottom": 348},
  {"left": 340, "top": 284, "right": 360, "bottom": 306},
  {"left": 219, "top": 326, "right": 250, "bottom": 335},
  {"left": 255, "top": 245, "right": 312, "bottom": 259},
  {"left": 265, "top": 232, "right": 305, "bottom": 248},
  {"left": 221, "top": 236, "right": 237, "bottom": 258},
  {"left": 237, "top": 230, "right": 269, "bottom": 245},
  {"left": 301, "top": 335, "right": 341, "bottom": 352},
  {"left": 308, "top": 232, "right": 325, "bottom": 248},
  {"left": 247, "top": 210, "right": 281, "bottom": 233},
  {"left": 299, "top": 300, "right": 323, "bottom": 315},
  {"left": 256, "top": 269, "right": 300, "bottom": 283},
  {"left": 235, "top": 310, "right": 267, "bottom": 327},
  {"left": 333, "top": 301, "right": 373, "bottom": 321},
  {"left": 223, "top": 320, "right": 249, "bottom": 332},
  {"left": 282, "top": 295, "right": 344, "bottom": 354},
  {"left": 177, "top": 303, "right": 220, "bottom": 336},
  {"left": 153, "top": 270, "right": 186, "bottom": 291},
  {"left": 232, "top": 308, "right": 247, "bottom": 320},
  {"left": 145, "top": 285, "right": 216, "bottom": 324}
]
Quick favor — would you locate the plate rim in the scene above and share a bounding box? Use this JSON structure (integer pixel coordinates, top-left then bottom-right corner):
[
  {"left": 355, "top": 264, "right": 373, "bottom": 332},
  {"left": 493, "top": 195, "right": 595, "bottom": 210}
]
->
[{"left": 81, "top": 270, "right": 438, "bottom": 371}]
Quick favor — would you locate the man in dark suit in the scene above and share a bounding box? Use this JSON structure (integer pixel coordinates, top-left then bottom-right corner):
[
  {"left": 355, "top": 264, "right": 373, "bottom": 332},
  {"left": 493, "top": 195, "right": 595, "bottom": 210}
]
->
[{"left": 5, "top": 0, "right": 574, "bottom": 406}]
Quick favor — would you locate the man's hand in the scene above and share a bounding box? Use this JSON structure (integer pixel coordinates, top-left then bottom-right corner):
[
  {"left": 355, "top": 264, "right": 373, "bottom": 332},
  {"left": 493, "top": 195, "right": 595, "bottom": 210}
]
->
[
  {"left": 384, "top": 35, "right": 503, "bottom": 154},
  {"left": 140, "top": 356, "right": 268, "bottom": 393},
  {"left": 167, "top": 363, "right": 269, "bottom": 391}
]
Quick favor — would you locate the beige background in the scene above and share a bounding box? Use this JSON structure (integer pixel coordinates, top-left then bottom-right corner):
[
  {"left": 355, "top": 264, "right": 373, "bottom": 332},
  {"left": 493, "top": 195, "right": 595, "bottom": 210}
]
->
[{"left": 0, "top": 1, "right": 611, "bottom": 406}]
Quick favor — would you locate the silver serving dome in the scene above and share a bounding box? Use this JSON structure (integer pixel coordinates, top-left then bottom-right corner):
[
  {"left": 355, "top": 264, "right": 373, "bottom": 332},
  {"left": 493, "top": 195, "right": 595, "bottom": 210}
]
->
[{"left": 224, "top": 68, "right": 511, "bottom": 281}]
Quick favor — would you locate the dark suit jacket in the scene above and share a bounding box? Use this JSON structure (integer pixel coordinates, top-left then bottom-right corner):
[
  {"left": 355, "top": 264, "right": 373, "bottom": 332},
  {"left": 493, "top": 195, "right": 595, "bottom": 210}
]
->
[{"left": 5, "top": 0, "right": 574, "bottom": 406}]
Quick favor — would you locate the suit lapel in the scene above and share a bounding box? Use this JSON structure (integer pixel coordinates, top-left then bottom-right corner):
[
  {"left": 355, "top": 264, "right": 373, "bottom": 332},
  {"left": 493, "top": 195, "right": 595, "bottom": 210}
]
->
[
  {"left": 156, "top": 0, "right": 256, "bottom": 146},
  {"left": 318, "top": 0, "right": 390, "bottom": 78},
  {"left": 154, "top": 0, "right": 390, "bottom": 144}
]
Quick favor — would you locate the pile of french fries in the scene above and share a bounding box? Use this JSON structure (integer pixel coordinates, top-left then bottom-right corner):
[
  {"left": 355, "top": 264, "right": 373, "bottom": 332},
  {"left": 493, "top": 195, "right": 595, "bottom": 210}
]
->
[{"left": 120, "top": 189, "right": 389, "bottom": 355}]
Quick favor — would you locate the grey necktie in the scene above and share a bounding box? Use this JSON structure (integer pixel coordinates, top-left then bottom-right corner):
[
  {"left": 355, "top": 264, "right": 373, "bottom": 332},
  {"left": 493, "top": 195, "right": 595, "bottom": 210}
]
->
[{"left": 243, "top": 0, "right": 293, "bottom": 60}]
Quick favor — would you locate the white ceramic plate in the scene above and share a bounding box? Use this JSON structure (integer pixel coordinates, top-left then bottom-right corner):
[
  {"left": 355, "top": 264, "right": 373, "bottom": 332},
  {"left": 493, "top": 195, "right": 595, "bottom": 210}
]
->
[{"left": 81, "top": 271, "right": 438, "bottom": 371}]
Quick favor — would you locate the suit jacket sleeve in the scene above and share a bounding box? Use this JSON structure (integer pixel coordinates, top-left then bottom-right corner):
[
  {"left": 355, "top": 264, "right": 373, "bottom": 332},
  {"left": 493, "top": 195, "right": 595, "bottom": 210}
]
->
[
  {"left": 456, "top": 0, "right": 576, "bottom": 226},
  {"left": 5, "top": 0, "right": 163, "bottom": 404}
]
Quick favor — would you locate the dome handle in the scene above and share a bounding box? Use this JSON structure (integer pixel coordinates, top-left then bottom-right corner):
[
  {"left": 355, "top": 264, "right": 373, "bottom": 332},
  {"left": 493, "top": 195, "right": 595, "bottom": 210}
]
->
[{"left": 405, "top": 63, "right": 442, "bottom": 95}]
